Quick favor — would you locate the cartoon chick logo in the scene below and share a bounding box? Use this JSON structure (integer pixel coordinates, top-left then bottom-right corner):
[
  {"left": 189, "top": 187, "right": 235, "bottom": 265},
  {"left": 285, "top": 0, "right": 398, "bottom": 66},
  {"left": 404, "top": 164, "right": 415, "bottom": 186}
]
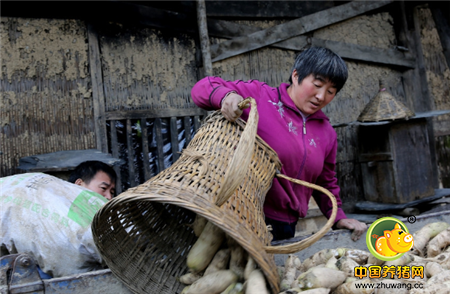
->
[{"left": 366, "top": 217, "right": 414, "bottom": 261}]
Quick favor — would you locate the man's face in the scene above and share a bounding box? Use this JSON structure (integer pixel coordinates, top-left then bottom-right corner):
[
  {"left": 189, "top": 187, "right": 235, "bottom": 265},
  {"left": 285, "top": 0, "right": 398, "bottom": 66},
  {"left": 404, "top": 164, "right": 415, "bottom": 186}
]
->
[{"left": 76, "top": 171, "right": 116, "bottom": 200}]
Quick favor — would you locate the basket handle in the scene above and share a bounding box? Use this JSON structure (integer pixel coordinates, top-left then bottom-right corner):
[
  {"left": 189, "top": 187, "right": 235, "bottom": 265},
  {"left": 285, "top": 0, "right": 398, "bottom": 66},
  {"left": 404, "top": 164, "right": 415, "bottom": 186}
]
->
[
  {"left": 215, "top": 97, "right": 258, "bottom": 207},
  {"left": 263, "top": 172, "right": 338, "bottom": 254}
]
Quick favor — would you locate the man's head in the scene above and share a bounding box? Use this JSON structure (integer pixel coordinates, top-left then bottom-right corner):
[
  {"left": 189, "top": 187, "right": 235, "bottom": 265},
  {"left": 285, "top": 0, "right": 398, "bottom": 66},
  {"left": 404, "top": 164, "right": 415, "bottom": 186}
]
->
[
  {"left": 69, "top": 161, "right": 117, "bottom": 200},
  {"left": 289, "top": 47, "right": 348, "bottom": 93}
]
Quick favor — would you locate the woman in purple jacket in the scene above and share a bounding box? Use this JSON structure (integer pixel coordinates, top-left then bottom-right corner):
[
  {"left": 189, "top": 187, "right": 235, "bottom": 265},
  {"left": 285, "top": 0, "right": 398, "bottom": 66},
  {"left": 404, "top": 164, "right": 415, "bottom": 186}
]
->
[{"left": 191, "top": 47, "right": 366, "bottom": 241}]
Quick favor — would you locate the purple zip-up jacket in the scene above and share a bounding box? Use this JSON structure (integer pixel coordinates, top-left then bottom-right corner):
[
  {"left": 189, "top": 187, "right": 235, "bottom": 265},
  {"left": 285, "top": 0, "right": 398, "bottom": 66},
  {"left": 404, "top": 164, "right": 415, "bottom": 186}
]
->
[{"left": 191, "top": 77, "right": 347, "bottom": 224}]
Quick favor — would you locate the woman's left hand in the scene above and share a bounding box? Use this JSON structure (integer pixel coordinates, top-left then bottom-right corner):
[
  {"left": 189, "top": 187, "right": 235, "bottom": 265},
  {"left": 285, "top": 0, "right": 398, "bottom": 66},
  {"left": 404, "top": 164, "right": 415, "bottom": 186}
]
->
[{"left": 336, "top": 218, "right": 367, "bottom": 241}]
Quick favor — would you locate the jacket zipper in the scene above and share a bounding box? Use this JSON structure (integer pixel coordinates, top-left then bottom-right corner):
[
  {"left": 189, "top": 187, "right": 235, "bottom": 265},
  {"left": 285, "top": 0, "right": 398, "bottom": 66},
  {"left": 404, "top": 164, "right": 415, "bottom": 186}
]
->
[
  {"left": 303, "top": 118, "right": 306, "bottom": 135},
  {"left": 276, "top": 88, "right": 310, "bottom": 180},
  {"left": 298, "top": 116, "right": 308, "bottom": 179}
]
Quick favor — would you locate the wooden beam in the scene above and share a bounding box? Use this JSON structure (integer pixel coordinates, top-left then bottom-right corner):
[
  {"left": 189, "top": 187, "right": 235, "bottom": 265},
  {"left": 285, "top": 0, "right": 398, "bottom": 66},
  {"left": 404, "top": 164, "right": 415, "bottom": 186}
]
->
[
  {"left": 109, "top": 120, "right": 123, "bottom": 194},
  {"left": 196, "top": 0, "right": 213, "bottom": 77},
  {"left": 210, "top": 0, "right": 394, "bottom": 62},
  {"left": 204, "top": 1, "right": 335, "bottom": 19},
  {"left": 184, "top": 117, "right": 192, "bottom": 147},
  {"left": 141, "top": 118, "right": 151, "bottom": 181},
  {"left": 154, "top": 118, "right": 165, "bottom": 173},
  {"left": 126, "top": 119, "right": 137, "bottom": 187},
  {"left": 105, "top": 107, "right": 207, "bottom": 120},
  {"left": 193, "top": 116, "right": 201, "bottom": 133},
  {"left": 398, "top": 1, "right": 422, "bottom": 114},
  {"left": 412, "top": 5, "right": 433, "bottom": 111},
  {"left": 170, "top": 117, "right": 180, "bottom": 162},
  {"left": 429, "top": 2, "right": 450, "bottom": 69},
  {"left": 391, "top": 0, "right": 409, "bottom": 49},
  {"left": 278, "top": 36, "right": 415, "bottom": 69},
  {"left": 412, "top": 5, "right": 439, "bottom": 190},
  {"left": 87, "top": 23, "right": 108, "bottom": 153},
  {"left": 312, "top": 38, "right": 415, "bottom": 69},
  {"left": 207, "top": 16, "right": 415, "bottom": 69}
]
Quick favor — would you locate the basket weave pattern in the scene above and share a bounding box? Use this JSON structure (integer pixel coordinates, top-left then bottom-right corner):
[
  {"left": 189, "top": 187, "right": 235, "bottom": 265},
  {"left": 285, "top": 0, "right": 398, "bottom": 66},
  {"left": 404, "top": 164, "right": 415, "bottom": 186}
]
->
[
  {"left": 92, "top": 98, "right": 337, "bottom": 294},
  {"left": 92, "top": 106, "right": 283, "bottom": 294},
  {"left": 357, "top": 86, "right": 415, "bottom": 122}
]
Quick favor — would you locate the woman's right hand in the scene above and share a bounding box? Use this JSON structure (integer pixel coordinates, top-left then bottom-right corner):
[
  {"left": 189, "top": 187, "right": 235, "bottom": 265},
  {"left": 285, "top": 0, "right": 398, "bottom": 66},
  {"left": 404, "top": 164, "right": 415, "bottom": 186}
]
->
[{"left": 220, "top": 92, "right": 245, "bottom": 122}]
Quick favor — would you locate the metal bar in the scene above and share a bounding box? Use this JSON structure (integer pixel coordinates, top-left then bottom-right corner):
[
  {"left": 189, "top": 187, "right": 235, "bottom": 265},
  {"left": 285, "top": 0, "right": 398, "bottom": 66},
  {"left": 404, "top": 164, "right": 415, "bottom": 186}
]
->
[{"left": 8, "top": 254, "right": 44, "bottom": 294}]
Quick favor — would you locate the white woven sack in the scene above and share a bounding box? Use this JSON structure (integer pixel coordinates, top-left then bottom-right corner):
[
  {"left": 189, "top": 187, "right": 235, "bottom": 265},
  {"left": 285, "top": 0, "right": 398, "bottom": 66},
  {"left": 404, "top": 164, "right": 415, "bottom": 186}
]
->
[{"left": 0, "top": 173, "right": 107, "bottom": 277}]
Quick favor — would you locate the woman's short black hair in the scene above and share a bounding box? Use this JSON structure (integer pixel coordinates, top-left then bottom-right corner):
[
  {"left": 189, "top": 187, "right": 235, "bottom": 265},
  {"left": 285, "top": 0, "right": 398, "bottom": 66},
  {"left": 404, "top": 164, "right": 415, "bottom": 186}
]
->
[
  {"left": 289, "top": 47, "right": 348, "bottom": 92},
  {"left": 68, "top": 160, "right": 117, "bottom": 185}
]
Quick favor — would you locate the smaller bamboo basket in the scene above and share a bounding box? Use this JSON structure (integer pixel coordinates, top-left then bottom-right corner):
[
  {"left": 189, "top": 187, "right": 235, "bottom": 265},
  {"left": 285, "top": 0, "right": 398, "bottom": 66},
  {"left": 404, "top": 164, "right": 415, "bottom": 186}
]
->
[
  {"left": 357, "top": 80, "right": 415, "bottom": 122},
  {"left": 92, "top": 98, "right": 337, "bottom": 294}
]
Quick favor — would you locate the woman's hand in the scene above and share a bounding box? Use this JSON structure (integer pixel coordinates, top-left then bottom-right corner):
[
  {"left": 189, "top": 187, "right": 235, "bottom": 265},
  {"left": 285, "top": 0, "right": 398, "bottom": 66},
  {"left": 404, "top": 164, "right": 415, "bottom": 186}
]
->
[
  {"left": 221, "top": 92, "right": 245, "bottom": 122},
  {"left": 336, "top": 218, "right": 367, "bottom": 241}
]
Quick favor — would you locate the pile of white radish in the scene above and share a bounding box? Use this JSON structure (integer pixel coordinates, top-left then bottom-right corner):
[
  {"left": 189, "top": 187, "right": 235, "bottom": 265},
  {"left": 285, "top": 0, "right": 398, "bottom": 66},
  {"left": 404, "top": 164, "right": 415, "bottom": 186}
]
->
[
  {"left": 278, "top": 221, "right": 450, "bottom": 294},
  {"left": 181, "top": 218, "right": 450, "bottom": 294},
  {"left": 180, "top": 215, "right": 270, "bottom": 294}
]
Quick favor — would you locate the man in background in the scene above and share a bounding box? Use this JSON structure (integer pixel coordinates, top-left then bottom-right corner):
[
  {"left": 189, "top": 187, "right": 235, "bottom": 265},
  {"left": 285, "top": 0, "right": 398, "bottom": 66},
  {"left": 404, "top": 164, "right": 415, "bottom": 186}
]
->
[
  {"left": 1, "top": 160, "right": 118, "bottom": 279},
  {"left": 69, "top": 160, "right": 117, "bottom": 200}
]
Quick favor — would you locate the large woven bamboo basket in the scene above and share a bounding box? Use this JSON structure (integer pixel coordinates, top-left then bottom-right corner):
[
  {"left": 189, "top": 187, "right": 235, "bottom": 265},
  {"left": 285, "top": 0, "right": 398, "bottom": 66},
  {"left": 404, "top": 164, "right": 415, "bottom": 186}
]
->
[{"left": 91, "top": 98, "right": 338, "bottom": 294}]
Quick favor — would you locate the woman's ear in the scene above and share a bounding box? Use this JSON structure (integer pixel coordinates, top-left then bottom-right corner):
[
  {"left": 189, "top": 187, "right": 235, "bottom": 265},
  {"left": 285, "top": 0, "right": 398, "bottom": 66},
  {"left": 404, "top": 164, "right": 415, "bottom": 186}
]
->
[{"left": 291, "top": 69, "right": 298, "bottom": 84}]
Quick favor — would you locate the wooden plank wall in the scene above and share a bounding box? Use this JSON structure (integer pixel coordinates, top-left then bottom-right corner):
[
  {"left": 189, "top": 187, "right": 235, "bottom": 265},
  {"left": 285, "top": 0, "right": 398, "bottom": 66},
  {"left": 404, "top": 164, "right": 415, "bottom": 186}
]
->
[
  {"left": 0, "top": 18, "right": 96, "bottom": 177},
  {"left": 436, "top": 136, "right": 450, "bottom": 187},
  {"left": 415, "top": 4, "right": 450, "bottom": 188}
]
